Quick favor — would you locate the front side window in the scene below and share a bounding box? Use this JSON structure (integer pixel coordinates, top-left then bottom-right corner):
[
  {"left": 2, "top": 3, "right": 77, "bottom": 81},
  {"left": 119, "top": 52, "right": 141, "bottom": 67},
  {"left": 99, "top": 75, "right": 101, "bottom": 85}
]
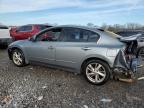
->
[{"left": 36, "top": 28, "right": 62, "bottom": 42}]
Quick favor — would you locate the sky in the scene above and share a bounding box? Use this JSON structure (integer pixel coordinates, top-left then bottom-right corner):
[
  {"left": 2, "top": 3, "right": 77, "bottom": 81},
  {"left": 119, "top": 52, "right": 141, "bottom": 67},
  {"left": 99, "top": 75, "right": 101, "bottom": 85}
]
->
[{"left": 0, "top": 0, "right": 144, "bottom": 26}]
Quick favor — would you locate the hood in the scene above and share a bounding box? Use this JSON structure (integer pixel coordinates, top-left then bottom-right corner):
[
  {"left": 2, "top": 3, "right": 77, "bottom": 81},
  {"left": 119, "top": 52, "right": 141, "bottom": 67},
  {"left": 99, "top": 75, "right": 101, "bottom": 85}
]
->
[{"left": 119, "top": 34, "right": 141, "bottom": 42}]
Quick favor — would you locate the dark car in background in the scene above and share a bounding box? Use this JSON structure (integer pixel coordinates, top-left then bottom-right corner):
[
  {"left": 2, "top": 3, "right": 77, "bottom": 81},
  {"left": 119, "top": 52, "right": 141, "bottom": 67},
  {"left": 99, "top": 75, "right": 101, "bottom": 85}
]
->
[
  {"left": 116, "top": 30, "right": 144, "bottom": 59},
  {"left": 116, "top": 30, "right": 144, "bottom": 37},
  {"left": 10, "top": 24, "right": 52, "bottom": 41}
]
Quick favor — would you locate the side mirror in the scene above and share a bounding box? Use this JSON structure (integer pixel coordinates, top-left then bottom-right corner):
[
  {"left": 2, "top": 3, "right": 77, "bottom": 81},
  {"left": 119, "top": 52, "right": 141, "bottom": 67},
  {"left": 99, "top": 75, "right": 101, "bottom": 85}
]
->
[{"left": 29, "top": 36, "right": 36, "bottom": 42}]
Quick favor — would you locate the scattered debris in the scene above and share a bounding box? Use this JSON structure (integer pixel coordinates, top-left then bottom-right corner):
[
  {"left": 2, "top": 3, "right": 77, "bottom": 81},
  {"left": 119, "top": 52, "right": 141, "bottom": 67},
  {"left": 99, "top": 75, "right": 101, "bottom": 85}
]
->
[
  {"left": 42, "top": 85, "right": 47, "bottom": 89},
  {"left": 29, "top": 67, "right": 33, "bottom": 70},
  {"left": 24, "top": 78, "right": 27, "bottom": 81},
  {"left": 37, "top": 96, "right": 43, "bottom": 101},
  {"left": 0, "top": 95, "right": 13, "bottom": 106},
  {"left": 126, "top": 93, "right": 141, "bottom": 102},
  {"left": 118, "top": 78, "right": 135, "bottom": 83},
  {"left": 138, "top": 77, "right": 144, "bottom": 81},
  {"left": 86, "top": 90, "right": 89, "bottom": 93},
  {"left": 35, "top": 104, "right": 38, "bottom": 108},
  {"left": 83, "top": 105, "right": 88, "bottom": 108},
  {"left": 131, "top": 96, "right": 142, "bottom": 101},
  {"left": 100, "top": 98, "right": 112, "bottom": 103},
  {"left": 56, "top": 83, "right": 62, "bottom": 87},
  {"left": 20, "top": 94, "right": 24, "bottom": 98}
]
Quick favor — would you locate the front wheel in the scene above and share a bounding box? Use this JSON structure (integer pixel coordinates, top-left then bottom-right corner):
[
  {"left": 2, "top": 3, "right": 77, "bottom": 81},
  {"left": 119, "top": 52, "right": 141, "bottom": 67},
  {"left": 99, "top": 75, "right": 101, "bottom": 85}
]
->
[
  {"left": 83, "top": 60, "right": 111, "bottom": 85},
  {"left": 12, "top": 49, "right": 26, "bottom": 67}
]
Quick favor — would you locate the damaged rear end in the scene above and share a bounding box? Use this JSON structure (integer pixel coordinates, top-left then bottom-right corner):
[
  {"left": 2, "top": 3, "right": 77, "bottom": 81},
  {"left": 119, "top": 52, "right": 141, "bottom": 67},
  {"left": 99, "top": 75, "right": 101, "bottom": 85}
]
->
[{"left": 113, "top": 34, "right": 142, "bottom": 82}]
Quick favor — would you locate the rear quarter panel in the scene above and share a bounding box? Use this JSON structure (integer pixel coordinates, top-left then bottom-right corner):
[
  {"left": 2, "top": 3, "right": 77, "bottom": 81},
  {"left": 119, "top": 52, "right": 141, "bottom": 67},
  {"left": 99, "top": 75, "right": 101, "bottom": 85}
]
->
[{"left": 77, "top": 30, "right": 124, "bottom": 73}]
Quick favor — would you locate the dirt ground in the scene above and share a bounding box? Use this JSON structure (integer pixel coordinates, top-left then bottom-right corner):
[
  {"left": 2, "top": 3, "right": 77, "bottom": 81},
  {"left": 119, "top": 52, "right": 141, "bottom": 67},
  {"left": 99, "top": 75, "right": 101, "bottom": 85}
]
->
[{"left": 0, "top": 49, "right": 144, "bottom": 108}]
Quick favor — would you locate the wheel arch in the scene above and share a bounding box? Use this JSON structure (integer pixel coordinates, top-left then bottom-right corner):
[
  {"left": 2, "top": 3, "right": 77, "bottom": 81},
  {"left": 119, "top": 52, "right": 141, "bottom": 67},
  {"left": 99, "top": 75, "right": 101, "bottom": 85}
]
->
[
  {"left": 80, "top": 56, "right": 112, "bottom": 74},
  {"left": 8, "top": 47, "right": 29, "bottom": 64}
]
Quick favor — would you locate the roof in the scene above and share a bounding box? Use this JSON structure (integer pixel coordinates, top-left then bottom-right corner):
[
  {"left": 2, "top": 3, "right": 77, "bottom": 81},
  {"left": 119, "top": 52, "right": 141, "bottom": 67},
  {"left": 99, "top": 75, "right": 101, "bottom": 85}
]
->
[
  {"left": 54, "top": 25, "right": 102, "bottom": 32},
  {"left": 20, "top": 24, "right": 53, "bottom": 27}
]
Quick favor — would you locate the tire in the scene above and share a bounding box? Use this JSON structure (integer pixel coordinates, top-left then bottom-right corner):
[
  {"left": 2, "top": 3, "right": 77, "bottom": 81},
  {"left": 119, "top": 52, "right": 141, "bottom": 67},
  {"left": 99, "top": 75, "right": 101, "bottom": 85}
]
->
[
  {"left": 83, "top": 60, "right": 111, "bottom": 85},
  {"left": 11, "top": 49, "right": 26, "bottom": 67}
]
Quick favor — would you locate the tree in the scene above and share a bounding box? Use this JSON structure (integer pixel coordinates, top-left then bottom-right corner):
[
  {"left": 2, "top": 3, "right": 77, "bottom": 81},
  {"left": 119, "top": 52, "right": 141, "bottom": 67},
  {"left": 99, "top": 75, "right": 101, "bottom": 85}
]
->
[{"left": 87, "top": 23, "right": 95, "bottom": 27}]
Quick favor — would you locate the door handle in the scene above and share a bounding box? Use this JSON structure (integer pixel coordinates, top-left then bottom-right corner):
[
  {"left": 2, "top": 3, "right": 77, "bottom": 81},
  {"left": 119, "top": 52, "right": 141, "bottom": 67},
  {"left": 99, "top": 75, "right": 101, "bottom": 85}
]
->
[
  {"left": 81, "top": 47, "right": 91, "bottom": 51},
  {"left": 48, "top": 46, "right": 54, "bottom": 50}
]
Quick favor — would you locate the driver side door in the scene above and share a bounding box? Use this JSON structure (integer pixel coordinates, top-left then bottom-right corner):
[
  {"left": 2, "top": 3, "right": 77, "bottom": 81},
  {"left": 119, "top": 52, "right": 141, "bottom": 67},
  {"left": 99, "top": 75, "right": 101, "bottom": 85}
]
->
[{"left": 27, "top": 28, "right": 62, "bottom": 65}]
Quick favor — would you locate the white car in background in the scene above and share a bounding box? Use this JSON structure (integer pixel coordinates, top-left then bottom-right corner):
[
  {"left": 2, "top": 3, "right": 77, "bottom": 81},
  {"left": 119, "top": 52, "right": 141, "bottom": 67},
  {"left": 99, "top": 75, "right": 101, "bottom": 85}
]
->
[{"left": 0, "top": 25, "right": 12, "bottom": 47}]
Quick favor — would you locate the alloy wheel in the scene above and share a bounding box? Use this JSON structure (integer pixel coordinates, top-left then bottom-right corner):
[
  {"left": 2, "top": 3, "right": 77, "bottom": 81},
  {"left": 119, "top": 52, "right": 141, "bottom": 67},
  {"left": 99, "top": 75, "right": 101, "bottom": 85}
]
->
[
  {"left": 86, "top": 63, "right": 106, "bottom": 83},
  {"left": 12, "top": 51, "right": 23, "bottom": 66}
]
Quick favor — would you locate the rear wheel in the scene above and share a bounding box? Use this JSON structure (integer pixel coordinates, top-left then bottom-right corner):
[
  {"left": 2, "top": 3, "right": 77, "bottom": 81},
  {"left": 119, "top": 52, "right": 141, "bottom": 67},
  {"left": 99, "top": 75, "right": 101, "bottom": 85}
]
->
[
  {"left": 83, "top": 60, "right": 111, "bottom": 85},
  {"left": 12, "top": 49, "right": 26, "bottom": 67}
]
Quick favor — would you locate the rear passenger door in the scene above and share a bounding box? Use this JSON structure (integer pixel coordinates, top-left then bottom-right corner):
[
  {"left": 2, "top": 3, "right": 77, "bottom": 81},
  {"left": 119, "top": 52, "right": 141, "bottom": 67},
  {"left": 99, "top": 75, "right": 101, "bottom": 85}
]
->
[{"left": 55, "top": 27, "right": 100, "bottom": 69}]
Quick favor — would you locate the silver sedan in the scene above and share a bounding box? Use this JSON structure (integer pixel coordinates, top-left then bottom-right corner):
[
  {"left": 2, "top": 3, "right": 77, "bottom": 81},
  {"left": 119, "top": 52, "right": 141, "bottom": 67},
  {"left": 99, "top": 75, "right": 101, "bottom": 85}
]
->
[{"left": 8, "top": 25, "right": 140, "bottom": 85}]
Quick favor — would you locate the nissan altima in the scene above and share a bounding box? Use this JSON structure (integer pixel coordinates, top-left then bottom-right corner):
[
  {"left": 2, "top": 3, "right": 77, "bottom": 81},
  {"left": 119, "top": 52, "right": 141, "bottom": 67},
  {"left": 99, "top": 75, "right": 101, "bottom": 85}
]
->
[{"left": 8, "top": 25, "right": 141, "bottom": 85}]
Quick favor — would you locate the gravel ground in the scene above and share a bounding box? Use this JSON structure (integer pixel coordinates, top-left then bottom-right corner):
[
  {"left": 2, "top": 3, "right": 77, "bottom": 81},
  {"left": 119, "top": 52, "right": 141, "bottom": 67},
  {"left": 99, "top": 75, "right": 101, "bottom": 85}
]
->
[{"left": 0, "top": 49, "right": 144, "bottom": 108}]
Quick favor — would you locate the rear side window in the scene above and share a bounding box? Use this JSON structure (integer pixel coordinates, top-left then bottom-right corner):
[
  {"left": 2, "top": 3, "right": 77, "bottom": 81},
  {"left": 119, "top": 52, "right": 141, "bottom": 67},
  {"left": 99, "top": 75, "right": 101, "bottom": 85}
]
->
[
  {"left": 61, "top": 28, "right": 86, "bottom": 42},
  {"left": 61, "top": 28, "right": 99, "bottom": 42},
  {"left": 82, "top": 30, "right": 99, "bottom": 42}
]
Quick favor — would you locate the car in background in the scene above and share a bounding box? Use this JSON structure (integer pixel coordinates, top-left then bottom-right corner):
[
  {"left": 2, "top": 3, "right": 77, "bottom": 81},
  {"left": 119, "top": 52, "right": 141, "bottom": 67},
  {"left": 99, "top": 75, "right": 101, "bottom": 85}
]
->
[
  {"left": 8, "top": 25, "right": 141, "bottom": 85},
  {"left": 0, "top": 25, "right": 12, "bottom": 48},
  {"left": 116, "top": 30, "right": 144, "bottom": 37},
  {"left": 116, "top": 30, "right": 144, "bottom": 59},
  {"left": 10, "top": 24, "right": 52, "bottom": 41}
]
